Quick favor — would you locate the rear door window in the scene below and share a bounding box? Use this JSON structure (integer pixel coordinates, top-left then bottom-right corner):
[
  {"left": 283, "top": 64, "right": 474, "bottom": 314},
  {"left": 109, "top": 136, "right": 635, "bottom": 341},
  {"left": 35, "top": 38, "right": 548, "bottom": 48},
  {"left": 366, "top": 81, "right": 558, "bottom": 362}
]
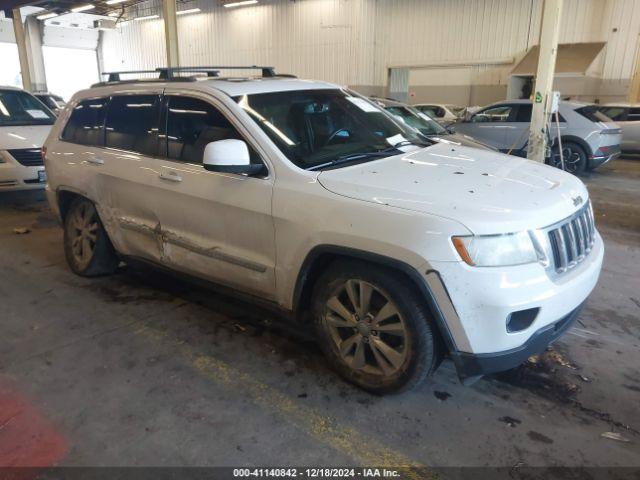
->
[
  {"left": 105, "top": 95, "right": 162, "bottom": 156},
  {"left": 61, "top": 98, "right": 107, "bottom": 146}
]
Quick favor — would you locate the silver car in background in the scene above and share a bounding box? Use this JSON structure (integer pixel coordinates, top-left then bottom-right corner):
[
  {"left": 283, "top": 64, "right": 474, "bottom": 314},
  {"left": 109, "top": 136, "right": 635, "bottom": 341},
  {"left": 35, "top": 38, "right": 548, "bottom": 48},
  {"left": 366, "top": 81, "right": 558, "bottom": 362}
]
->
[
  {"left": 454, "top": 99, "right": 622, "bottom": 174},
  {"left": 597, "top": 104, "right": 640, "bottom": 154}
]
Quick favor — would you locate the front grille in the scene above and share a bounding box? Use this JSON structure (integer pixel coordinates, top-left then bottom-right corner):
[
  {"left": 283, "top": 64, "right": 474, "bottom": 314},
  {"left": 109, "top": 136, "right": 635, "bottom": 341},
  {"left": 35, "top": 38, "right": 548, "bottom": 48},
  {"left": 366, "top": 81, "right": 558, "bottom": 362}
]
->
[
  {"left": 547, "top": 203, "right": 595, "bottom": 274},
  {"left": 8, "top": 149, "right": 43, "bottom": 167}
]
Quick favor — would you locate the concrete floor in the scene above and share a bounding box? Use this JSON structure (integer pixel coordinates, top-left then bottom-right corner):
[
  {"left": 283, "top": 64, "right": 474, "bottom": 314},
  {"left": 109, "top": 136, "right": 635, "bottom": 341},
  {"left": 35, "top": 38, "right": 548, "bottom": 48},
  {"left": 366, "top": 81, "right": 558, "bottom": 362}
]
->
[{"left": 0, "top": 159, "right": 639, "bottom": 471}]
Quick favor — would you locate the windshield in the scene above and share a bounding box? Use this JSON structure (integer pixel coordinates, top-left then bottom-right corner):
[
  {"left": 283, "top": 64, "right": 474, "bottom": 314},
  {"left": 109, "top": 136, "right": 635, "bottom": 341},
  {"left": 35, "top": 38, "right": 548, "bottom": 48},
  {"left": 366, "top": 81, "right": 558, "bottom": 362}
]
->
[
  {"left": 235, "top": 89, "right": 429, "bottom": 170},
  {"left": 385, "top": 105, "right": 447, "bottom": 136},
  {"left": 0, "top": 90, "right": 56, "bottom": 127}
]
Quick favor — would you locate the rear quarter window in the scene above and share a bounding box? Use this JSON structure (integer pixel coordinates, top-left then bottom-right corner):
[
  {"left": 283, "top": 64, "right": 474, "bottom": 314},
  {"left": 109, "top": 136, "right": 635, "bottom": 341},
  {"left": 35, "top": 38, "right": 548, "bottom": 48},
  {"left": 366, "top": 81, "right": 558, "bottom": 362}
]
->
[
  {"left": 576, "top": 106, "right": 613, "bottom": 123},
  {"left": 61, "top": 98, "right": 108, "bottom": 146}
]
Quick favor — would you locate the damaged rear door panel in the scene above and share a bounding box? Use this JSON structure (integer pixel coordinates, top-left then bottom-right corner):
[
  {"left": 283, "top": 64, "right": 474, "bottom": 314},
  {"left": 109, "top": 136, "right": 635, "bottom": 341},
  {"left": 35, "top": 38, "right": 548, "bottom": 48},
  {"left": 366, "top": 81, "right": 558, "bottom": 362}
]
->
[{"left": 97, "top": 90, "right": 166, "bottom": 263}]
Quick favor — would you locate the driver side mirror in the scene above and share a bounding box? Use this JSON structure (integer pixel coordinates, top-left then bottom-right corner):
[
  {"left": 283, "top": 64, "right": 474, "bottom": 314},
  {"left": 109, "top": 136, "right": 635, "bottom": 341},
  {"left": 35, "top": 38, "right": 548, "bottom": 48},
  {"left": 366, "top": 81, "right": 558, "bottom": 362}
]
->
[{"left": 203, "top": 139, "right": 265, "bottom": 175}]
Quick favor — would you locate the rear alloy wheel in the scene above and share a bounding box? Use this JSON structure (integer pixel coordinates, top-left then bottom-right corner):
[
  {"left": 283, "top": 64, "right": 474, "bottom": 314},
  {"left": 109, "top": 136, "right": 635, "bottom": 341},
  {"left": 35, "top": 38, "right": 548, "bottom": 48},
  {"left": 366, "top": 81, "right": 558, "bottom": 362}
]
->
[
  {"left": 64, "top": 198, "right": 119, "bottom": 276},
  {"left": 313, "top": 262, "right": 436, "bottom": 393},
  {"left": 559, "top": 141, "right": 587, "bottom": 175}
]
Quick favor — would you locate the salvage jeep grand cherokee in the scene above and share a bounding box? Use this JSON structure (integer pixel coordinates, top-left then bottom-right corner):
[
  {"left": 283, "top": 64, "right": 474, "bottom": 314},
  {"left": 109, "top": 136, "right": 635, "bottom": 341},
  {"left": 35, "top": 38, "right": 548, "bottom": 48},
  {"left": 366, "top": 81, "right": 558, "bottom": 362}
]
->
[{"left": 43, "top": 67, "right": 604, "bottom": 393}]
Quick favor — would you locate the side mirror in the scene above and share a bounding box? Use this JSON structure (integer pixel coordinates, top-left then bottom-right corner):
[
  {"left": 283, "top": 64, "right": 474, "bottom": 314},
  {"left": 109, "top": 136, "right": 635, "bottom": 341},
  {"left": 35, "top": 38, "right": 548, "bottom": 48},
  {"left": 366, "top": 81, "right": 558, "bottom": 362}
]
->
[{"left": 203, "top": 139, "right": 265, "bottom": 175}]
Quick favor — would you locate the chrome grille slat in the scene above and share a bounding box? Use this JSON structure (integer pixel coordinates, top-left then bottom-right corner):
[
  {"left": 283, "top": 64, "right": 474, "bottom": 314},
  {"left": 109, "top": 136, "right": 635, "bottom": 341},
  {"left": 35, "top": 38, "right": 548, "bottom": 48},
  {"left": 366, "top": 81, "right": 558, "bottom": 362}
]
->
[{"left": 546, "top": 203, "right": 595, "bottom": 275}]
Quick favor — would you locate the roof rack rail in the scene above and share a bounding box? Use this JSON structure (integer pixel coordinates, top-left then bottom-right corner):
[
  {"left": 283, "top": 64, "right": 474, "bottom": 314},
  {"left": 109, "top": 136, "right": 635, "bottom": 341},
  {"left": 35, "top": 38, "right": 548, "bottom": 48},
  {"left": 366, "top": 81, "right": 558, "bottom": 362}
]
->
[{"left": 100, "top": 65, "right": 277, "bottom": 83}]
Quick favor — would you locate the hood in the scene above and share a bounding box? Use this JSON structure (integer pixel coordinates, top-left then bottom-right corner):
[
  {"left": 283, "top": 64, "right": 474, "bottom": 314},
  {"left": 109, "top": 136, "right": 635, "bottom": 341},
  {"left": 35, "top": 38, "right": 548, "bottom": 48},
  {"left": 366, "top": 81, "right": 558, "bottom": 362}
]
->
[
  {"left": 0, "top": 125, "right": 52, "bottom": 150},
  {"left": 428, "top": 132, "right": 496, "bottom": 151},
  {"left": 317, "top": 142, "right": 590, "bottom": 235}
]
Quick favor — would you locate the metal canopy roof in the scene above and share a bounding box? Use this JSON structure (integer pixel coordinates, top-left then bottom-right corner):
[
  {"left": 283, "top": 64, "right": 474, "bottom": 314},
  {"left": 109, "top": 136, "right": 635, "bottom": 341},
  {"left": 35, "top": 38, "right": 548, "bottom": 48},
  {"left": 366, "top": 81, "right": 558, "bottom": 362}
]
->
[{"left": 511, "top": 42, "right": 607, "bottom": 76}]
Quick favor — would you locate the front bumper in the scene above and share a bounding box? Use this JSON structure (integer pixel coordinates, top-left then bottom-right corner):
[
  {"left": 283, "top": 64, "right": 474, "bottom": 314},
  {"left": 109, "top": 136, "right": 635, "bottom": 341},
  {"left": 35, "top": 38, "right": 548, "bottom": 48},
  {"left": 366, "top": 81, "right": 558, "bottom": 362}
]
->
[
  {"left": 0, "top": 159, "right": 46, "bottom": 191},
  {"left": 450, "top": 303, "right": 582, "bottom": 382},
  {"left": 421, "top": 230, "right": 603, "bottom": 384}
]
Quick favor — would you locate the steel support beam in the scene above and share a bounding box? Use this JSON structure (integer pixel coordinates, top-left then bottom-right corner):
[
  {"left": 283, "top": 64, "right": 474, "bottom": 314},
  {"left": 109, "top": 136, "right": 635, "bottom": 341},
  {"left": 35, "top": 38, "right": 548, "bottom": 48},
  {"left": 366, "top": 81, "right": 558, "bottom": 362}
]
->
[
  {"left": 12, "top": 8, "right": 32, "bottom": 91},
  {"left": 162, "top": 0, "right": 180, "bottom": 68},
  {"left": 628, "top": 34, "right": 640, "bottom": 103},
  {"left": 24, "top": 15, "right": 48, "bottom": 92},
  {"left": 527, "top": 0, "right": 563, "bottom": 163}
]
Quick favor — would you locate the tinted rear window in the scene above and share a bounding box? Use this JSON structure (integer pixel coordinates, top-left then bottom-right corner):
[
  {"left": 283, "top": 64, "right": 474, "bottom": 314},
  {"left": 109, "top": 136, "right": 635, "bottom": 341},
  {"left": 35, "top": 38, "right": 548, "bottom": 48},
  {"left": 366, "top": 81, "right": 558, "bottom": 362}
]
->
[
  {"left": 576, "top": 106, "right": 612, "bottom": 123},
  {"left": 105, "top": 95, "right": 162, "bottom": 157},
  {"left": 61, "top": 98, "right": 107, "bottom": 146}
]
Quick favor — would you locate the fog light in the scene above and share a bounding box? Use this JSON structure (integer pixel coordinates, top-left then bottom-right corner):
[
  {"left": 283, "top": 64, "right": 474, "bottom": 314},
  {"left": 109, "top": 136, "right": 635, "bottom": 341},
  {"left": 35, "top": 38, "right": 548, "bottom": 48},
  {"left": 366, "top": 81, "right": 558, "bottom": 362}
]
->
[{"left": 506, "top": 308, "right": 539, "bottom": 333}]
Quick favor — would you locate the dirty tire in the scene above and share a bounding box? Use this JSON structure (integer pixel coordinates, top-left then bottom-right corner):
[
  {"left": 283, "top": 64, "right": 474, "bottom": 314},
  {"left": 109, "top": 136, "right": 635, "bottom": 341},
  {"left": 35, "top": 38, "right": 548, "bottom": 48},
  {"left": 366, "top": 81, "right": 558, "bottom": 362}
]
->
[
  {"left": 559, "top": 141, "right": 587, "bottom": 175},
  {"left": 64, "top": 197, "right": 119, "bottom": 277},
  {"left": 312, "top": 260, "right": 436, "bottom": 394}
]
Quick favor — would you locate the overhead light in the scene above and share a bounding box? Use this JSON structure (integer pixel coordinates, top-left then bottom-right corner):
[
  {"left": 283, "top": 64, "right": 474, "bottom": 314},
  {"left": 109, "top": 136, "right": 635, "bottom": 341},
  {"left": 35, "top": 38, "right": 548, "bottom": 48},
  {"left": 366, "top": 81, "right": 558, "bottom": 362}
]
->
[
  {"left": 134, "top": 14, "right": 159, "bottom": 21},
  {"left": 36, "top": 12, "right": 58, "bottom": 20},
  {"left": 106, "top": 0, "right": 126, "bottom": 4},
  {"left": 177, "top": 7, "right": 201, "bottom": 15},
  {"left": 224, "top": 0, "right": 258, "bottom": 7},
  {"left": 71, "top": 4, "right": 95, "bottom": 12}
]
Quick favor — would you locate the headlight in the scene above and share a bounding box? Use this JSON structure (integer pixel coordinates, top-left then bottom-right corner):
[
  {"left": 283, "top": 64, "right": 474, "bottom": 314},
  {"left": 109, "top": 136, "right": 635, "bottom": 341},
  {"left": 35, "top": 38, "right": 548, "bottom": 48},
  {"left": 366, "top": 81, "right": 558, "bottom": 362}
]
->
[{"left": 452, "top": 231, "right": 538, "bottom": 267}]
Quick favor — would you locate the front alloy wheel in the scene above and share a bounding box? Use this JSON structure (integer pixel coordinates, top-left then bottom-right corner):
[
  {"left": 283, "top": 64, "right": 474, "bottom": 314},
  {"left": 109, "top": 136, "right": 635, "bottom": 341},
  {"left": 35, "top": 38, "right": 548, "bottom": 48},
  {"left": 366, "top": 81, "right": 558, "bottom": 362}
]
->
[
  {"left": 313, "top": 261, "right": 437, "bottom": 393},
  {"left": 324, "top": 280, "right": 408, "bottom": 376}
]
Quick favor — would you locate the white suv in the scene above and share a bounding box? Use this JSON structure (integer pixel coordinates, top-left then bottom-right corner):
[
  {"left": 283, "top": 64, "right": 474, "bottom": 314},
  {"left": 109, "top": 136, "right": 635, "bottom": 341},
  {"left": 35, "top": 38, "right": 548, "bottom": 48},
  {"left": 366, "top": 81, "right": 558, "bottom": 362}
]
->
[{"left": 43, "top": 68, "right": 604, "bottom": 393}]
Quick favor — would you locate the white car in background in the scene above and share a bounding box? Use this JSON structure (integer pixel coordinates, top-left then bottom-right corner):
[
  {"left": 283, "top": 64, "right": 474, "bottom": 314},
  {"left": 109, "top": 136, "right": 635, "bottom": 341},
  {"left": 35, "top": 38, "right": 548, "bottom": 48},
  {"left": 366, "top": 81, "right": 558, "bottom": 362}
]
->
[
  {"left": 0, "top": 87, "right": 55, "bottom": 191},
  {"left": 43, "top": 72, "right": 603, "bottom": 393},
  {"left": 597, "top": 104, "right": 640, "bottom": 154},
  {"left": 413, "top": 103, "right": 464, "bottom": 125}
]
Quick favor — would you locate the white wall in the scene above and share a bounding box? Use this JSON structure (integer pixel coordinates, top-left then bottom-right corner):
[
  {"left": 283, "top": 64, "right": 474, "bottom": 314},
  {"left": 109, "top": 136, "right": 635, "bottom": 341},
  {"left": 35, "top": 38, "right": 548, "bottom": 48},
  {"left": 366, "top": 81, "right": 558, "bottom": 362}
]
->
[{"left": 98, "top": 0, "right": 639, "bottom": 101}]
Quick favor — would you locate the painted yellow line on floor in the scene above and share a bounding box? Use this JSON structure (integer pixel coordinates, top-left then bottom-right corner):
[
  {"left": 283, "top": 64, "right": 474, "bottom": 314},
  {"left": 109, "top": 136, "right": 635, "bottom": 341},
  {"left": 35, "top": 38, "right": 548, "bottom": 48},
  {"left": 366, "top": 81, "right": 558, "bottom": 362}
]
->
[{"left": 133, "top": 323, "right": 432, "bottom": 479}]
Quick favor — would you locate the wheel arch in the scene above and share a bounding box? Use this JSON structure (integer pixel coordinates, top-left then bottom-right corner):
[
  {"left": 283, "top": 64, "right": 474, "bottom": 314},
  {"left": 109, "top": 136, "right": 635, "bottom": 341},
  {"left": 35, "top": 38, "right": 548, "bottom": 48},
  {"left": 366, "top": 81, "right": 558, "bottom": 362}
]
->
[
  {"left": 559, "top": 135, "right": 593, "bottom": 157},
  {"left": 292, "top": 245, "right": 459, "bottom": 355},
  {"left": 56, "top": 187, "right": 89, "bottom": 221}
]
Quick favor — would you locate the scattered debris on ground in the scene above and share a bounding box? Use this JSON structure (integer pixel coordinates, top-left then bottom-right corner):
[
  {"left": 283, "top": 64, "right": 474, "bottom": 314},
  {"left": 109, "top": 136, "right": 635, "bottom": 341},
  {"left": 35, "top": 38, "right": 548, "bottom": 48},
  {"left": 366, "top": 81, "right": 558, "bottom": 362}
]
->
[
  {"left": 499, "top": 416, "right": 522, "bottom": 428},
  {"left": 13, "top": 227, "right": 30, "bottom": 235},
  {"left": 434, "top": 391, "right": 452, "bottom": 401}
]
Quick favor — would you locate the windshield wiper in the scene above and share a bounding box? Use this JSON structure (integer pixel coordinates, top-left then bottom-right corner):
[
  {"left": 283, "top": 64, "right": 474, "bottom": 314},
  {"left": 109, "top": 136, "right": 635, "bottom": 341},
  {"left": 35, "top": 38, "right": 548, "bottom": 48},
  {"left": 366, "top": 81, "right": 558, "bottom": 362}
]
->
[{"left": 307, "top": 140, "right": 426, "bottom": 171}]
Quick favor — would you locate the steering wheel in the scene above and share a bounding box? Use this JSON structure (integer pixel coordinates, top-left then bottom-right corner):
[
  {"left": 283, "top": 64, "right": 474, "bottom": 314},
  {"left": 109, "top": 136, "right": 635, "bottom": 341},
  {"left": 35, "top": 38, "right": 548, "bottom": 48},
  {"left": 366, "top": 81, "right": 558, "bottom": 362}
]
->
[{"left": 323, "top": 128, "right": 350, "bottom": 146}]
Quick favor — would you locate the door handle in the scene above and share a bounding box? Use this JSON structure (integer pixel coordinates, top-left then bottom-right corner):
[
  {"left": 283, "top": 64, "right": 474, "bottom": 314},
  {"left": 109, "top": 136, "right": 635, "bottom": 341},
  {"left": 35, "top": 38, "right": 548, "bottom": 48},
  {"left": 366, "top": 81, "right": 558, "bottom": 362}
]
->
[
  {"left": 160, "top": 171, "right": 182, "bottom": 182},
  {"left": 87, "top": 157, "right": 104, "bottom": 165}
]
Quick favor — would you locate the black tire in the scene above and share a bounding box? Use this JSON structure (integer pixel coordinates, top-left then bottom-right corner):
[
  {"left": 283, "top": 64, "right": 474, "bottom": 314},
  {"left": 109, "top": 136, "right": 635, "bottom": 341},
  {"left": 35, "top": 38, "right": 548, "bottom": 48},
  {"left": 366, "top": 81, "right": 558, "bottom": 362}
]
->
[
  {"left": 63, "top": 197, "right": 119, "bottom": 276},
  {"left": 312, "top": 260, "right": 437, "bottom": 394},
  {"left": 558, "top": 141, "right": 588, "bottom": 175}
]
